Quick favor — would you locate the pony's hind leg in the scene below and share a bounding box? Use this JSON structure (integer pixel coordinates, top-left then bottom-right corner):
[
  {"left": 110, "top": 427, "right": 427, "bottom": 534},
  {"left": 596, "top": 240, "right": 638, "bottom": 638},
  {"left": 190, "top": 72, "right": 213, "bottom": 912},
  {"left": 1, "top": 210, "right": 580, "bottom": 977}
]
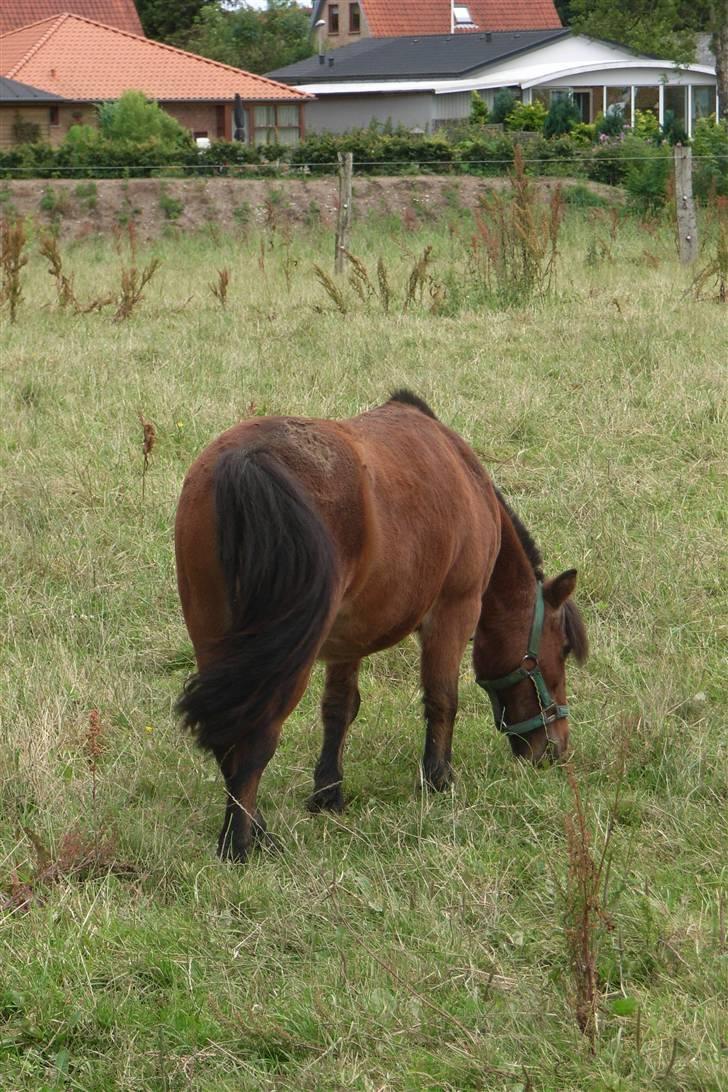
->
[
  {"left": 419, "top": 598, "right": 481, "bottom": 791},
  {"left": 214, "top": 722, "right": 283, "bottom": 863},
  {"left": 307, "top": 661, "right": 361, "bottom": 813}
]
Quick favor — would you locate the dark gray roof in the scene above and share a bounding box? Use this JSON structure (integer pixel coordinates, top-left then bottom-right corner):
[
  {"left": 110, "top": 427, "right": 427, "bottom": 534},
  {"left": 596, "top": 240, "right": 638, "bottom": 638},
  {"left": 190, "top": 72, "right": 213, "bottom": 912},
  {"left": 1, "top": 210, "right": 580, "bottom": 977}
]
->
[
  {"left": 0, "top": 76, "right": 64, "bottom": 102},
  {"left": 268, "top": 28, "right": 569, "bottom": 83}
]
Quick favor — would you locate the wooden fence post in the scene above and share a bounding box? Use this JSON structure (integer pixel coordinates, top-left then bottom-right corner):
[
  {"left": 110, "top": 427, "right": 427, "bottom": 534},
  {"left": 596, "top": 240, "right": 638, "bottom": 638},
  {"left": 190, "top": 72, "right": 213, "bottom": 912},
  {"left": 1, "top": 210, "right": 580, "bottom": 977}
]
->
[
  {"left": 674, "top": 144, "right": 698, "bottom": 265},
  {"left": 334, "top": 152, "right": 353, "bottom": 275}
]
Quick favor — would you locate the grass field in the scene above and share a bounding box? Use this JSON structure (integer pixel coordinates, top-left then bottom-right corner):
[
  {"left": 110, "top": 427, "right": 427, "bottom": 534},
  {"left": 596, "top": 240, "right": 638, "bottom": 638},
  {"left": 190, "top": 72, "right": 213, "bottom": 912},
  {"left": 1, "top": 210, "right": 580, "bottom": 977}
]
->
[{"left": 1, "top": 197, "right": 727, "bottom": 1090}]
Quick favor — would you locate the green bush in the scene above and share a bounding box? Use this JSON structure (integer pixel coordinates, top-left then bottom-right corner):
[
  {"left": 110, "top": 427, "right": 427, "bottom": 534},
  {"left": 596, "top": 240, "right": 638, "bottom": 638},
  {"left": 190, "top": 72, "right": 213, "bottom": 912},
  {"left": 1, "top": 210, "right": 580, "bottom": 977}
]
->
[
  {"left": 529, "top": 135, "right": 588, "bottom": 176},
  {"left": 623, "top": 137, "right": 670, "bottom": 214},
  {"left": 596, "top": 108, "right": 627, "bottom": 141},
  {"left": 505, "top": 101, "right": 547, "bottom": 132},
  {"left": 97, "top": 91, "right": 192, "bottom": 151},
  {"left": 470, "top": 91, "right": 489, "bottom": 125},
  {"left": 691, "top": 117, "right": 728, "bottom": 199},
  {"left": 633, "top": 109, "right": 660, "bottom": 142},
  {"left": 562, "top": 182, "right": 608, "bottom": 208},
  {"left": 491, "top": 90, "right": 517, "bottom": 125},
  {"left": 291, "top": 129, "right": 454, "bottom": 174},
  {"left": 543, "top": 97, "right": 581, "bottom": 138},
  {"left": 453, "top": 134, "right": 515, "bottom": 174},
  {"left": 571, "top": 122, "right": 597, "bottom": 146}
]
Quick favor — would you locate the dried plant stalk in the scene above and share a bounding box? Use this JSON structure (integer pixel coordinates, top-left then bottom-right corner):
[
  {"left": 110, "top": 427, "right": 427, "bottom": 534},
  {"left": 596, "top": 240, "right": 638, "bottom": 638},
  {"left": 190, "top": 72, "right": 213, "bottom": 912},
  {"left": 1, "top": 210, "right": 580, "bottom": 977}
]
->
[
  {"left": 1, "top": 217, "right": 28, "bottom": 323},
  {"left": 139, "top": 412, "right": 157, "bottom": 509},
  {"left": 403, "top": 246, "right": 433, "bottom": 310},
  {"left": 563, "top": 761, "right": 615, "bottom": 1052},
  {"left": 114, "top": 258, "right": 161, "bottom": 321},
  {"left": 376, "top": 257, "right": 391, "bottom": 315},
  {"left": 314, "top": 263, "right": 348, "bottom": 315},
  {"left": 210, "top": 267, "right": 230, "bottom": 307},
  {"left": 39, "top": 231, "right": 78, "bottom": 310}
]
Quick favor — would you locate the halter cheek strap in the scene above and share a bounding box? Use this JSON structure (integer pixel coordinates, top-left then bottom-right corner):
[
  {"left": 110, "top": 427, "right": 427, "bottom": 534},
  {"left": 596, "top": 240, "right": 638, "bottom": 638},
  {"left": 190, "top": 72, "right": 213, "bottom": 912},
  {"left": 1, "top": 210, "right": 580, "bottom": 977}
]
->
[{"left": 475, "top": 582, "right": 569, "bottom": 738}]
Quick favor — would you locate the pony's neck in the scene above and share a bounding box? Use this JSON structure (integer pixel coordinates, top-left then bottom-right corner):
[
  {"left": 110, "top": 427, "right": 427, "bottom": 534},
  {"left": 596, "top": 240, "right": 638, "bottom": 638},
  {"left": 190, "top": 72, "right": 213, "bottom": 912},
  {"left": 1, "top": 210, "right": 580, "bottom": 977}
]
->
[{"left": 476, "top": 500, "right": 538, "bottom": 676}]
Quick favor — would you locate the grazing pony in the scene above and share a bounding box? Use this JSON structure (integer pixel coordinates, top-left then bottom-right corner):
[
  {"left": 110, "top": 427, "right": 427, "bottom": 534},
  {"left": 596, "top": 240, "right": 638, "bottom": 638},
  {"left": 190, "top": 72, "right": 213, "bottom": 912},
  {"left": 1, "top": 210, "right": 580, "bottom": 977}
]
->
[{"left": 175, "top": 392, "right": 588, "bottom": 862}]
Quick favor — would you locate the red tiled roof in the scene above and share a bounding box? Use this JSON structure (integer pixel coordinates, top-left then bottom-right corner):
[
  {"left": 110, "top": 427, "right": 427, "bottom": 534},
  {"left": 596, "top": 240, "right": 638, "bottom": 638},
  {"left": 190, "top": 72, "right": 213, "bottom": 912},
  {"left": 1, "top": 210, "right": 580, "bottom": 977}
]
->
[
  {"left": 361, "top": 0, "right": 562, "bottom": 36},
  {"left": 0, "top": 0, "right": 143, "bottom": 36},
  {"left": 0, "top": 13, "right": 311, "bottom": 101}
]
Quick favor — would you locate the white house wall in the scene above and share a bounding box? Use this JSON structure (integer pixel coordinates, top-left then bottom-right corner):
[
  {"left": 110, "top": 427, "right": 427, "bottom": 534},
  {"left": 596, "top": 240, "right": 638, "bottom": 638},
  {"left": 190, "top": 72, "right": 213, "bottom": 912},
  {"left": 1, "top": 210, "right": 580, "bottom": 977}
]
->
[
  {"left": 462, "top": 35, "right": 648, "bottom": 83},
  {"left": 304, "top": 92, "right": 440, "bottom": 133}
]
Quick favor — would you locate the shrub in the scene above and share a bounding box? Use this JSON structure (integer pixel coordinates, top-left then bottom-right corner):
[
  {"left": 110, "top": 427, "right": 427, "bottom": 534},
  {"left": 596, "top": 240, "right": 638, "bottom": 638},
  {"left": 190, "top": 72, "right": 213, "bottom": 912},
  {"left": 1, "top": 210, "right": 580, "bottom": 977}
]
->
[
  {"left": 491, "top": 90, "right": 517, "bottom": 125},
  {"left": 470, "top": 91, "right": 489, "bottom": 125},
  {"left": 586, "top": 136, "right": 635, "bottom": 186},
  {"left": 692, "top": 117, "right": 728, "bottom": 199},
  {"left": 623, "top": 138, "right": 670, "bottom": 214},
  {"left": 544, "top": 97, "right": 582, "bottom": 138},
  {"left": 596, "top": 108, "right": 627, "bottom": 141},
  {"left": 633, "top": 109, "right": 660, "bottom": 143},
  {"left": 97, "top": 91, "right": 192, "bottom": 151},
  {"left": 571, "top": 122, "right": 597, "bottom": 147},
  {"left": 661, "top": 110, "right": 688, "bottom": 146},
  {"left": 453, "top": 134, "right": 514, "bottom": 175},
  {"left": 530, "top": 135, "right": 588, "bottom": 177},
  {"left": 11, "top": 114, "right": 41, "bottom": 145},
  {"left": 505, "top": 101, "right": 547, "bottom": 133},
  {"left": 562, "top": 183, "right": 608, "bottom": 208}
]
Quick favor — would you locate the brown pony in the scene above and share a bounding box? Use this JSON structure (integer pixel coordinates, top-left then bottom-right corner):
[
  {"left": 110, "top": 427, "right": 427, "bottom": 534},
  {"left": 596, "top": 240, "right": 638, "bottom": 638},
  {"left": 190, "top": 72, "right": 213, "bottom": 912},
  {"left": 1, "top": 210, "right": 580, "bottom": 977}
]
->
[{"left": 175, "top": 392, "right": 588, "bottom": 862}]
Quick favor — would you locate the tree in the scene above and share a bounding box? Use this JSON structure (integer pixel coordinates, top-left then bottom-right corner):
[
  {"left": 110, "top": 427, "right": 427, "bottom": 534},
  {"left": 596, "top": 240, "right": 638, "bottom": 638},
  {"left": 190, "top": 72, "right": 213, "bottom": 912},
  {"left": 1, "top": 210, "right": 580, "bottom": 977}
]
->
[
  {"left": 172, "top": 1, "right": 314, "bottom": 75},
  {"left": 708, "top": 1, "right": 728, "bottom": 118},
  {"left": 137, "top": 0, "right": 216, "bottom": 41},
  {"left": 569, "top": 0, "right": 697, "bottom": 61}
]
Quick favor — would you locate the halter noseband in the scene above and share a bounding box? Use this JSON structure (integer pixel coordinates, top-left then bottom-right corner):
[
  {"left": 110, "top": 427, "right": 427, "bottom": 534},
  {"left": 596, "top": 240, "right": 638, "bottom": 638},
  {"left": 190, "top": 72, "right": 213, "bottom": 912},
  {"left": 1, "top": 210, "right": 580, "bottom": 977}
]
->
[{"left": 476, "top": 582, "right": 569, "bottom": 738}]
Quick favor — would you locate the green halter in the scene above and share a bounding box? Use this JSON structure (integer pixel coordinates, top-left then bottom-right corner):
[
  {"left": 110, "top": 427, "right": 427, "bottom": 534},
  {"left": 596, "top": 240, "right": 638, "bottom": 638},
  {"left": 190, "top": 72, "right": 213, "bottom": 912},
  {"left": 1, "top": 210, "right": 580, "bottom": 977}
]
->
[{"left": 476, "top": 582, "right": 569, "bottom": 738}]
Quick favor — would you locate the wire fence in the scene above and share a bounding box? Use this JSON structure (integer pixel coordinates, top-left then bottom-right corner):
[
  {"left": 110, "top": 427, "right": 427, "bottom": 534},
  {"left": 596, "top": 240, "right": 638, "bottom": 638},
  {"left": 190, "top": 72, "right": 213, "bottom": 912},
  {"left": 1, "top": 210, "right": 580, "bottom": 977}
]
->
[{"left": 1, "top": 153, "right": 728, "bottom": 177}]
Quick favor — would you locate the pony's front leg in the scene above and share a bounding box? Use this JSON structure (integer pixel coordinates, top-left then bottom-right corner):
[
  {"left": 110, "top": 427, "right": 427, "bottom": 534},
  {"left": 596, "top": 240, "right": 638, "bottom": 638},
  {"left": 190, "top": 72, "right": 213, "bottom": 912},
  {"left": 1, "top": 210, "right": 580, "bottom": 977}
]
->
[
  {"left": 307, "top": 660, "right": 361, "bottom": 813},
  {"left": 214, "top": 723, "right": 283, "bottom": 863},
  {"left": 418, "top": 598, "right": 480, "bottom": 791}
]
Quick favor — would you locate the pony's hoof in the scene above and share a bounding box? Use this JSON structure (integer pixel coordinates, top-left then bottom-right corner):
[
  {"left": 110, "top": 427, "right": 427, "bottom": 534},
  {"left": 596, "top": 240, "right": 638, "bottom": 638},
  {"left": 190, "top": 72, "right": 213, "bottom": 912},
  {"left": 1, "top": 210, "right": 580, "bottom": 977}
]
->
[
  {"left": 422, "top": 763, "right": 454, "bottom": 792},
  {"left": 217, "top": 835, "right": 249, "bottom": 864},
  {"left": 307, "top": 784, "right": 345, "bottom": 813},
  {"left": 251, "top": 813, "right": 282, "bottom": 854}
]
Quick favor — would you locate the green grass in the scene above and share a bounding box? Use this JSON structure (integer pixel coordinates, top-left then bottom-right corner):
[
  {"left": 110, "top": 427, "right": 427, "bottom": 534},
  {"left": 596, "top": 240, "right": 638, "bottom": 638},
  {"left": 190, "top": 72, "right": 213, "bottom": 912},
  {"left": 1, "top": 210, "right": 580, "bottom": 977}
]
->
[{"left": 1, "top": 206, "right": 726, "bottom": 1089}]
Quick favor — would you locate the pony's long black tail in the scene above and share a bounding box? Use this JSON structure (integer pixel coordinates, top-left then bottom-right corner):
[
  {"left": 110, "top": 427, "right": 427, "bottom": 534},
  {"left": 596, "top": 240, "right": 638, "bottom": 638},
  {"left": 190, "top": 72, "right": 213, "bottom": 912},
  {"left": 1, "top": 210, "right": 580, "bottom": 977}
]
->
[{"left": 177, "top": 448, "right": 336, "bottom": 753}]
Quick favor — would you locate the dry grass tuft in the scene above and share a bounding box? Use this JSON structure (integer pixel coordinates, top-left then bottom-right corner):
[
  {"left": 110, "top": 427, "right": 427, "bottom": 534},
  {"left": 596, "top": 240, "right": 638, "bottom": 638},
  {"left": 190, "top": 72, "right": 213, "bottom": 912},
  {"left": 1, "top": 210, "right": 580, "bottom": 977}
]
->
[{"left": 209, "top": 267, "right": 230, "bottom": 308}]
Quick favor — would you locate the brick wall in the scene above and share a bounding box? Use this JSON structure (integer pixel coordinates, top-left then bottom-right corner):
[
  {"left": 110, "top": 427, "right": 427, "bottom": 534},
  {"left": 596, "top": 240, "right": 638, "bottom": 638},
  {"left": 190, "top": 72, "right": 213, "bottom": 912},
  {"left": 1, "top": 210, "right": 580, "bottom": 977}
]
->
[
  {"left": 317, "top": 0, "right": 369, "bottom": 49},
  {"left": 0, "top": 103, "right": 95, "bottom": 148},
  {"left": 163, "top": 102, "right": 231, "bottom": 141}
]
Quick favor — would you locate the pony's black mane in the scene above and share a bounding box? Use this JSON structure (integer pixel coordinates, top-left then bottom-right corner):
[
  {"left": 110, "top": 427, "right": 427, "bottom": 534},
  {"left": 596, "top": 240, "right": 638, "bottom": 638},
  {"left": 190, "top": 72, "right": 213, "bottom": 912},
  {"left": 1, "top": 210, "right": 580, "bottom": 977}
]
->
[
  {"left": 388, "top": 389, "right": 438, "bottom": 420},
  {"left": 494, "top": 487, "right": 544, "bottom": 581}
]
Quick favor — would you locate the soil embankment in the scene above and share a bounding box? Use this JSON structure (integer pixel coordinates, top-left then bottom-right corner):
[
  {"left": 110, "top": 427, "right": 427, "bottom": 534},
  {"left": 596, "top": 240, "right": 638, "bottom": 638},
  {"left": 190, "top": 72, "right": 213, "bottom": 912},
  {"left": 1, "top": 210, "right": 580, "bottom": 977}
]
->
[{"left": 0, "top": 175, "right": 615, "bottom": 240}]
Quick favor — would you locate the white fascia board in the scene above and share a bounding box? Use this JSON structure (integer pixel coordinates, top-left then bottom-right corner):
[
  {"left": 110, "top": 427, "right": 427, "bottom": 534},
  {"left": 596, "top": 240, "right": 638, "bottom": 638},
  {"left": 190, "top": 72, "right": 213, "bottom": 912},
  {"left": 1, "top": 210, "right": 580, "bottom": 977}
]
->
[
  {"left": 432, "top": 60, "right": 715, "bottom": 95},
  {"left": 520, "top": 60, "right": 716, "bottom": 88},
  {"left": 295, "top": 81, "right": 440, "bottom": 94}
]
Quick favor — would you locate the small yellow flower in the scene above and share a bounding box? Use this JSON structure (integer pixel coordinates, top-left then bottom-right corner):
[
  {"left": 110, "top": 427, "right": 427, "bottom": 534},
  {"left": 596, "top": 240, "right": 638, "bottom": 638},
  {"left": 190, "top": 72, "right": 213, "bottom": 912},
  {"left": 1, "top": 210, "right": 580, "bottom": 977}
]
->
[
  {"left": 144, "top": 724, "right": 154, "bottom": 733},
  {"left": 176, "top": 421, "right": 184, "bottom": 429}
]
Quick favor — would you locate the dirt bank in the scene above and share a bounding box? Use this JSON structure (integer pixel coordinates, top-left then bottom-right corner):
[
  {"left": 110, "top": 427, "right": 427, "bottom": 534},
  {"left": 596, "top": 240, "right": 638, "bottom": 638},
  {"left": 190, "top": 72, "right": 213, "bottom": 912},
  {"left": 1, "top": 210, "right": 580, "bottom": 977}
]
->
[{"left": 0, "top": 175, "right": 616, "bottom": 241}]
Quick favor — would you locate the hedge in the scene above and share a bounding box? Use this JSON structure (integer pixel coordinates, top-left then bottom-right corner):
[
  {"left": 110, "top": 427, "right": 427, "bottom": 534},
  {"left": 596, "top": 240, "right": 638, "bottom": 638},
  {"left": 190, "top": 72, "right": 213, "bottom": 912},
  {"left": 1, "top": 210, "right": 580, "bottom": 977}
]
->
[{"left": 0, "top": 125, "right": 726, "bottom": 201}]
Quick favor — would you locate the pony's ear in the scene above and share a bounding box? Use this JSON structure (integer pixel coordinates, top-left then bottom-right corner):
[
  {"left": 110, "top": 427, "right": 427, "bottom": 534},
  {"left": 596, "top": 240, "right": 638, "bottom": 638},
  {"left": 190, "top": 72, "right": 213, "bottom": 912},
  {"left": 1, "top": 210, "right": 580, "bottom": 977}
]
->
[{"left": 544, "top": 569, "right": 577, "bottom": 608}]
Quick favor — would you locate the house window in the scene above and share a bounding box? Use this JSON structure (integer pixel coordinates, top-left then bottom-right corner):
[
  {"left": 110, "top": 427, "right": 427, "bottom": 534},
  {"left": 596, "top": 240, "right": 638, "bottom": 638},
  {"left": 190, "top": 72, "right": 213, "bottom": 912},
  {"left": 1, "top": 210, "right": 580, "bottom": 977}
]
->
[
  {"left": 453, "top": 5, "right": 476, "bottom": 27},
  {"left": 253, "top": 103, "right": 301, "bottom": 146},
  {"left": 49, "top": 105, "right": 60, "bottom": 126},
  {"left": 349, "top": 3, "right": 360, "bottom": 33},
  {"left": 328, "top": 4, "right": 339, "bottom": 34}
]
